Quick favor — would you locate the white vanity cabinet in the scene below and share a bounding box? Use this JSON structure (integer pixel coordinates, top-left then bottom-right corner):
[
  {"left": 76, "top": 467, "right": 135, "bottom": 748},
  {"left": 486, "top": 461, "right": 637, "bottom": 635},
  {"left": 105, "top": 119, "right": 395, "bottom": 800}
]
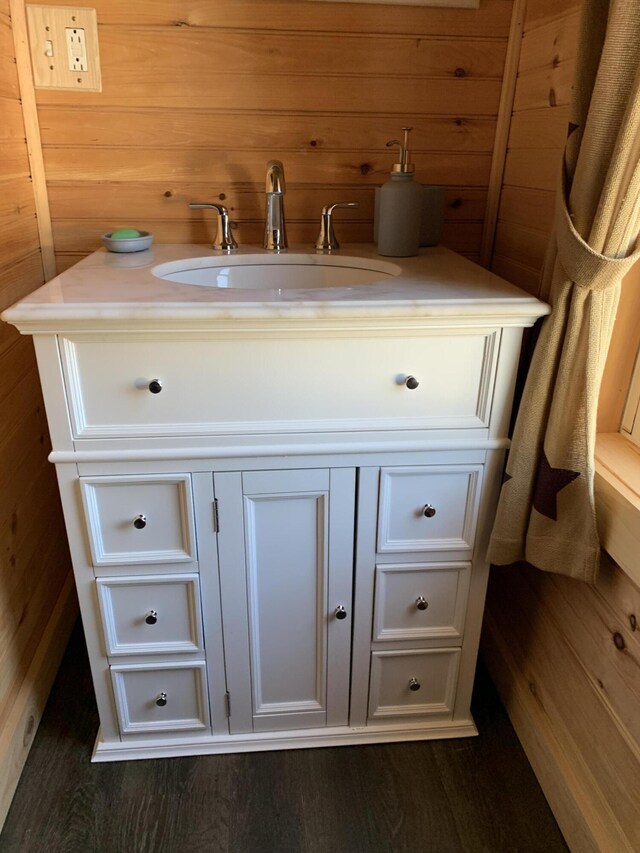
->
[{"left": 2, "top": 245, "right": 548, "bottom": 761}]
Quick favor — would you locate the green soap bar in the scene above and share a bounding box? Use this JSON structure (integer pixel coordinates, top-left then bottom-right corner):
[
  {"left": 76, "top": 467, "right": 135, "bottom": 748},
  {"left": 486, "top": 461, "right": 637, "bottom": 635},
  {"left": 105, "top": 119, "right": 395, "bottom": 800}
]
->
[{"left": 111, "top": 228, "right": 142, "bottom": 239}]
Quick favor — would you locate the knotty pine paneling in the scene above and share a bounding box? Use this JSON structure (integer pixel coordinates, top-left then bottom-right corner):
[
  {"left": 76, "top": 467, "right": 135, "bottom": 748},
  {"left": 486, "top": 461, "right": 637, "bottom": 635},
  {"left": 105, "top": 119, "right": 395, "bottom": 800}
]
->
[
  {"left": 30, "top": 0, "right": 514, "bottom": 268},
  {"left": 0, "top": 0, "right": 72, "bottom": 828},
  {"left": 523, "top": 0, "right": 582, "bottom": 31},
  {"left": 70, "top": 0, "right": 515, "bottom": 37},
  {"left": 491, "top": 1, "right": 577, "bottom": 295},
  {"left": 0, "top": 97, "right": 26, "bottom": 141},
  {"left": 47, "top": 183, "right": 488, "bottom": 224},
  {"left": 485, "top": 1, "right": 640, "bottom": 849},
  {"left": 38, "top": 110, "right": 497, "bottom": 152},
  {"left": 507, "top": 106, "right": 570, "bottom": 149}
]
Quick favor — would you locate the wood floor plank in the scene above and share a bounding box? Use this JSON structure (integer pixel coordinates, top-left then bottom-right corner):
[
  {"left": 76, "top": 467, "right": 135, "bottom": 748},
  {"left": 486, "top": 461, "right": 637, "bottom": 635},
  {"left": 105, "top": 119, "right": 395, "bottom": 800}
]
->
[{"left": 0, "top": 623, "right": 568, "bottom": 852}]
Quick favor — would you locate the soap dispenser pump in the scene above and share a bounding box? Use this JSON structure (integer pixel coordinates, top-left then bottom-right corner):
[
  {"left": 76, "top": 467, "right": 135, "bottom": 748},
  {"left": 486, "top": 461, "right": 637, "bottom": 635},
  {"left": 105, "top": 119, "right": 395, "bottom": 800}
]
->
[{"left": 376, "top": 126, "right": 423, "bottom": 258}]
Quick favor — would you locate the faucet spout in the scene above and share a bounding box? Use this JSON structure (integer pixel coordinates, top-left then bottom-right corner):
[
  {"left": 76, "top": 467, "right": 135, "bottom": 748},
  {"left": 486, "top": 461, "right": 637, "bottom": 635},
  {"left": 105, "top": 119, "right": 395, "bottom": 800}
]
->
[{"left": 264, "top": 160, "right": 288, "bottom": 251}]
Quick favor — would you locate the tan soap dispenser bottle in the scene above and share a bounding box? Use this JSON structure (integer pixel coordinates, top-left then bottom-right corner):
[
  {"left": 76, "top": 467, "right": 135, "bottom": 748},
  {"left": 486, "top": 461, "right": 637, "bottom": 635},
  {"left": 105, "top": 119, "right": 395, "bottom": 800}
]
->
[{"left": 376, "top": 127, "right": 423, "bottom": 257}]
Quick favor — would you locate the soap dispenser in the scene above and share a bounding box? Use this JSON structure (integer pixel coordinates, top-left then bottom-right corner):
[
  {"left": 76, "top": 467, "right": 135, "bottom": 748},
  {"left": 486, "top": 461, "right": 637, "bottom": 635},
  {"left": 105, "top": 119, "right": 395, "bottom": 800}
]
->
[{"left": 376, "top": 127, "right": 423, "bottom": 257}]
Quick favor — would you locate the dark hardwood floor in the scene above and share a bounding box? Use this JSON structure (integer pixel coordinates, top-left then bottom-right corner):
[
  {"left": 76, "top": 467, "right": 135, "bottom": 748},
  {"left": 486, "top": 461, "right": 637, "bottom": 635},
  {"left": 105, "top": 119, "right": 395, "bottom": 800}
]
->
[{"left": 1, "top": 623, "right": 567, "bottom": 853}]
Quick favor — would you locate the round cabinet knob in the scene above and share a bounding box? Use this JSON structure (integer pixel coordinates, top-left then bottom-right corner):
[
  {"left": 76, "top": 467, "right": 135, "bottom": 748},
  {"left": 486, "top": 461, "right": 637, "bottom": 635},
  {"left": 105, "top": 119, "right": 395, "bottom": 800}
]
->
[
  {"left": 133, "top": 514, "right": 147, "bottom": 530},
  {"left": 335, "top": 605, "right": 348, "bottom": 620},
  {"left": 405, "top": 375, "right": 419, "bottom": 390},
  {"left": 422, "top": 504, "right": 436, "bottom": 518},
  {"left": 148, "top": 379, "right": 163, "bottom": 394},
  {"left": 145, "top": 610, "right": 158, "bottom": 625},
  {"left": 415, "top": 596, "right": 428, "bottom": 611},
  {"left": 409, "top": 678, "right": 421, "bottom": 692},
  {"left": 155, "top": 692, "right": 167, "bottom": 707}
]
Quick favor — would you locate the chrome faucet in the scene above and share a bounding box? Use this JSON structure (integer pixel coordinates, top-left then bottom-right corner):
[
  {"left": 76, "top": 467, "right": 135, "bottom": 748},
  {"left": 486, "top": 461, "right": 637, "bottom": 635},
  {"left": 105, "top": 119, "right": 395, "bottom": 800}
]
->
[
  {"left": 189, "top": 202, "right": 238, "bottom": 252},
  {"left": 264, "top": 160, "right": 287, "bottom": 251}
]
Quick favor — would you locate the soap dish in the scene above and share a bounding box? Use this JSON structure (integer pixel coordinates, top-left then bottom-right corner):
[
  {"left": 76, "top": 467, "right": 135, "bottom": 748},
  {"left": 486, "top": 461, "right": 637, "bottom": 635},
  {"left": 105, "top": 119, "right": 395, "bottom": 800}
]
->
[{"left": 102, "top": 231, "right": 153, "bottom": 253}]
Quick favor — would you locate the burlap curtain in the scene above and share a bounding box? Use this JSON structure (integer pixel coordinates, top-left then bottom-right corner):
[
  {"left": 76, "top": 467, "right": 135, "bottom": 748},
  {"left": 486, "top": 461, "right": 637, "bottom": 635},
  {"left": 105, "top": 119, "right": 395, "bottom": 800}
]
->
[{"left": 487, "top": 0, "right": 640, "bottom": 583}]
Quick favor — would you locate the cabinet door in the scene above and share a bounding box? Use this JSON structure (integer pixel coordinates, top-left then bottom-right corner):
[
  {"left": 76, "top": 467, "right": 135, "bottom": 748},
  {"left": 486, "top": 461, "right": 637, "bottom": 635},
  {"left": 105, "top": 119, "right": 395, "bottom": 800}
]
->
[{"left": 215, "top": 468, "right": 355, "bottom": 734}]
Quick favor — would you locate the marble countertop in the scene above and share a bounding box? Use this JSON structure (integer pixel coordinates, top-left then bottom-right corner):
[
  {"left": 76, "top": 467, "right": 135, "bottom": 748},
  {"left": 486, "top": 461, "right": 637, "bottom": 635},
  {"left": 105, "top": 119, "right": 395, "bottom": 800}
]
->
[{"left": 2, "top": 244, "right": 550, "bottom": 332}]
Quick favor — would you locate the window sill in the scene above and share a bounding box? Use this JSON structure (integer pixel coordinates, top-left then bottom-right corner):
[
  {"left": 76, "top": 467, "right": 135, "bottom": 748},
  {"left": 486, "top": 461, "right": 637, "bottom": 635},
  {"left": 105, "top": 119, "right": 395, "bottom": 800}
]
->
[{"left": 595, "top": 433, "right": 640, "bottom": 588}]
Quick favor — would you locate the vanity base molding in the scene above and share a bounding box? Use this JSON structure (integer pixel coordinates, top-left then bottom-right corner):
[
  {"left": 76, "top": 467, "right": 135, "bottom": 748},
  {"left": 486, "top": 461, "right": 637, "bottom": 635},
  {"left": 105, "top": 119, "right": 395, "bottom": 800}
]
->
[{"left": 92, "top": 719, "right": 479, "bottom": 763}]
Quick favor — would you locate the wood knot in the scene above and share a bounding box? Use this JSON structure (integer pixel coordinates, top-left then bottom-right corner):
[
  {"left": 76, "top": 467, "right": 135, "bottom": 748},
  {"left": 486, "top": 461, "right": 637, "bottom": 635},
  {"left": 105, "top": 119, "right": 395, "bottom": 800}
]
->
[
  {"left": 164, "top": 190, "right": 173, "bottom": 198},
  {"left": 454, "top": 67, "right": 467, "bottom": 78},
  {"left": 454, "top": 118, "right": 465, "bottom": 127},
  {"left": 612, "top": 631, "right": 626, "bottom": 651},
  {"left": 629, "top": 614, "right": 637, "bottom": 631},
  {"left": 23, "top": 715, "right": 35, "bottom": 747},
  {"left": 359, "top": 163, "right": 372, "bottom": 175},
  {"left": 552, "top": 54, "right": 560, "bottom": 68},
  {"left": 218, "top": 193, "right": 226, "bottom": 201},
  {"left": 309, "top": 139, "right": 318, "bottom": 148},
  {"left": 450, "top": 197, "right": 462, "bottom": 209}
]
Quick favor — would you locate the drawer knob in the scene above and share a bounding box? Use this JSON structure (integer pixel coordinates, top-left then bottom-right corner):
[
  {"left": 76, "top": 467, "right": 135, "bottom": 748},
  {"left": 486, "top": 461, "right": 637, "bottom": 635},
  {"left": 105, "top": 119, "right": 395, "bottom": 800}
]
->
[
  {"left": 148, "top": 379, "right": 163, "bottom": 394},
  {"left": 405, "top": 375, "right": 419, "bottom": 390},
  {"left": 415, "top": 596, "right": 429, "bottom": 611},
  {"left": 335, "top": 605, "right": 348, "bottom": 620},
  {"left": 145, "top": 610, "right": 158, "bottom": 625},
  {"left": 422, "top": 504, "right": 436, "bottom": 518},
  {"left": 156, "top": 692, "right": 168, "bottom": 707},
  {"left": 133, "top": 514, "right": 147, "bottom": 530},
  {"left": 409, "top": 678, "right": 421, "bottom": 692}
]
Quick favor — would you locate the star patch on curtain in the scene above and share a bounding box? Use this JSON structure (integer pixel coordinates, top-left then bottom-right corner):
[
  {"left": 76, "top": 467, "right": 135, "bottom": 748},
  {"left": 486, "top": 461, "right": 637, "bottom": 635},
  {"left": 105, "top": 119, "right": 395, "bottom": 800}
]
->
[{"left": 532, "top": 450, "right": 580, "bottom": 521}]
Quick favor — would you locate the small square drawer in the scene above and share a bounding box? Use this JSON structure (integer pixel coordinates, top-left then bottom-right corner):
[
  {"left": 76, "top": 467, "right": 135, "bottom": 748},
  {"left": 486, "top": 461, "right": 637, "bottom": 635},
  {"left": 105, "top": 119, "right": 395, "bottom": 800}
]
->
[
  {"left": 97, "top": 574, "right": 204, "bottom": 656},
  {"left": 373, "top": 562, "right": 470, "bottom": 643},
  {"left": 111, "top": 661, "right": 210, "bottom": 735},
  {"left": 368, "top": 649, "right": 460, "bottom": 721},
  {"left": 80, "top": 474, "right": 196, "bottom": 567},
  {"left": 377, "top": 465, "right": 483, "bottom": 553}
]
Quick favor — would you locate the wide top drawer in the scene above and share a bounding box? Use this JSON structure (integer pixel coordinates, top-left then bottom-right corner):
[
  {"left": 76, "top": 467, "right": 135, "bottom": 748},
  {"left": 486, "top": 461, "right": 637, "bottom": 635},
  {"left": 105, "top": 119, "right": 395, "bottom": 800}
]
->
[{"left": 59, "top": 330, "right": 500, "bottom": 439}]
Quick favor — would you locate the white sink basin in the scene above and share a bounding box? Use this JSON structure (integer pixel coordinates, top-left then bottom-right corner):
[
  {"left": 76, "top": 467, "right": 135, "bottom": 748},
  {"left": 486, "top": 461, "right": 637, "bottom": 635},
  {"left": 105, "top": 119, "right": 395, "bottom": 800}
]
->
[{"left": 151, "top": 254, "right": 402, "bottom": 289}]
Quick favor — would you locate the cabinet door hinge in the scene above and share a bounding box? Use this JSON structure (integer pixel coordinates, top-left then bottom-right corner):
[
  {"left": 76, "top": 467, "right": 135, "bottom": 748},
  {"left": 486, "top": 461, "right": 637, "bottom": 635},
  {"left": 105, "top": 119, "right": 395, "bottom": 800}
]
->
[
  {"left": 224, "top": 691, "right": 231, "bottom": 717},
  {"left": 212, "top": 498, "right": 219, "bottom": 532}
]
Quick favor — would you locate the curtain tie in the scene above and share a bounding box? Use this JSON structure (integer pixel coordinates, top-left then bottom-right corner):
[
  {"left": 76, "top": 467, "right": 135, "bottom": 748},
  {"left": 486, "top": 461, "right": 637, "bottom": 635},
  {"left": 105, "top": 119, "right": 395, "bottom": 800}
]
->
[{"left": 556, "top": 171, "right": 640, "bottom": 291}]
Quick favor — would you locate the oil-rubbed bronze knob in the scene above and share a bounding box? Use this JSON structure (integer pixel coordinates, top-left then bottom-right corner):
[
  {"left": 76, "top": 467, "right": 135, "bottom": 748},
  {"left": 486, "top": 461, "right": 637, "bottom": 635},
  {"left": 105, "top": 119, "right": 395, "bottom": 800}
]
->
[
  {"left": 422, "top": 504, "right": 436, "bottom": 518},
  {"left": 133, "top": 514, "right": 147, "bottom": 529},
  {"left": 409, "top": 678, "right": 421, "bottom": 692},
  {"left": 416, "top": 596, "right": 428, "bottom": 611},
  {"left": 405, "top": 375, "right": 419, "bottom": 390},
  {"left": 148, "top": 379, "right": 163, "bottom": 394},
  {"left": 145, "top": 610, "right": 158, "bottom": 625},
  {"left": 156, "top": 692, "right": 167, "bottom": 707},
  {"left": 335, "top": 605, "right": 347, "bottom": 620}
]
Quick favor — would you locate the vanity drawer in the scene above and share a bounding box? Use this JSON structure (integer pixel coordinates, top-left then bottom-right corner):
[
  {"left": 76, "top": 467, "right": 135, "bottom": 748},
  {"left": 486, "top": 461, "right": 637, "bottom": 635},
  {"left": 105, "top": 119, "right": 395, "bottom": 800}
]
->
[
  {"left": 377, "top": 465, "right": 483, "bottom": 554},
  {"left": 96, "top": 574, "right": 204, "bottom": 656},
  {"left": 80, "top": 475, "right": 196, "bottom": 568},
  {"left": 373, "top": 562, "right": 470, "bottom": 643},
  {"left": 59, "top": 331, "right": 499, "bottom": 439},
  {"left": 368, "top": 649, "right": 460, "bottom": 721},
  {"left": 111, "top": 661, "right": 210, "bottom": 735}
]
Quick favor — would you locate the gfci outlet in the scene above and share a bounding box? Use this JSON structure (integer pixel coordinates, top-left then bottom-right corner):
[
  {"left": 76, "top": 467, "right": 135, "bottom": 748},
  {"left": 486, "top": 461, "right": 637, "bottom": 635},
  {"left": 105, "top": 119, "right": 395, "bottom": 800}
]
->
[{"left": 26, "top": 5, "right": 101, "bottom": 91}]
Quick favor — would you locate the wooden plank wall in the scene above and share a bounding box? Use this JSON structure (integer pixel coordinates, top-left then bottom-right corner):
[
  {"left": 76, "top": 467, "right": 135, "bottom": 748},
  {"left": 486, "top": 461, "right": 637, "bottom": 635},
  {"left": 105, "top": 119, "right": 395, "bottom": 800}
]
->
[
  {"left": 490, "top": 0, "right": 580, "bottom": 296},
  {"left": 483, "top": 1, "right": 640, "bottom": 850},
  {"left": 28, "top": 0, "right": 516, "bottom": 272},
  {"left": 0, "top": 0, "right": 74, "bottom": 829}
]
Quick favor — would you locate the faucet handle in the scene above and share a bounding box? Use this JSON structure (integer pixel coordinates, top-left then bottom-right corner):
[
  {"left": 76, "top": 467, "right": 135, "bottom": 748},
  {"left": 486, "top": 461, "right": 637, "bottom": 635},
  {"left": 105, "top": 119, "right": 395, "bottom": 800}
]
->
[
  {"left": 315, "top": 202, "right": 359, "bottom": 252},
  {"left": 189, "top": 202, "right": 238, "bottom": 253}
]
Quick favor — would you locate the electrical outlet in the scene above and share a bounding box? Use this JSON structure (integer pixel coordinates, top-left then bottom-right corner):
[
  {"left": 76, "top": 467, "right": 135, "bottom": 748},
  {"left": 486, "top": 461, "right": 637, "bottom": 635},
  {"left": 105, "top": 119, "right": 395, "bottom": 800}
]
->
[
  {"left": 26, "top": 6, "right": 101, "bottom": 91},
  {"left": 65, "top": 27, "right": 87, "bottom": 72}
]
